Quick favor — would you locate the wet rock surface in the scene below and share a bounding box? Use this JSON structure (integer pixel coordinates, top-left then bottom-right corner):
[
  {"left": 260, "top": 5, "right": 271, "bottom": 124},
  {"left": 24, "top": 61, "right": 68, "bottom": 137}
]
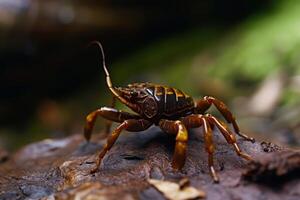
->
[{"left": 0, "top": 127, "right": 299, "bottom": 200}]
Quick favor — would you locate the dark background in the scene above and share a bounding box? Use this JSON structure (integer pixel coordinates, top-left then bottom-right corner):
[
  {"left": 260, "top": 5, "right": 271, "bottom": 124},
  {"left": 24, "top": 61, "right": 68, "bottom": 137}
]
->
[{"left": 1, "top": 0, "right": 299, "bottom": 150}]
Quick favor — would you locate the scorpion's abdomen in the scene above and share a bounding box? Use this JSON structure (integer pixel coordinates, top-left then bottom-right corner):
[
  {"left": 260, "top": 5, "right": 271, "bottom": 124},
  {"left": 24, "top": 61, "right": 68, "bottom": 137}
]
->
[{"left": 145, "top": 84, "right": 194, "bottom": 118}]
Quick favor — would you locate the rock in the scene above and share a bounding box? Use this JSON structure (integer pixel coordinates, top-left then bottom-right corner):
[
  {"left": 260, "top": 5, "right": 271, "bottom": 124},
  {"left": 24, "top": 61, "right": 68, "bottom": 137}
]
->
[
  {"left": 0, "top": 128, "right": 299, "bottom": 200},
  {"left": 244, "top": 150, "right": 300, "bottom": 182}
]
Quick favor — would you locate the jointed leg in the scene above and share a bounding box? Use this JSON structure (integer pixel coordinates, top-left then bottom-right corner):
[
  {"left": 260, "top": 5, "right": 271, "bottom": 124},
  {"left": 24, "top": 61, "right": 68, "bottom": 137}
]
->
[
  {"left": 173, "top": 121, "right": 188, "bottom": 170},
  {"left": 159, "top": 119, "right": 188, "bottom": 170},
  {"left": 161, "top": 114, "right": 250, "bottom": 183},
  {"left": 195, "top": 96, "right": 255, "bottom": 142},
  {"left": 201, "top": 117, "right": 219, "bottom": 182},
  {"left": 84, "top": 107, "right": 140, "bottom": 141},
  {"left": 207, "top": 115, "right": 252, "bottom": 161},
  {"left": 91, "top": 119, "right": 152, "bottom": 173},
  {"left": 177, "top": 114, "right": 219, "bottom": 182}
]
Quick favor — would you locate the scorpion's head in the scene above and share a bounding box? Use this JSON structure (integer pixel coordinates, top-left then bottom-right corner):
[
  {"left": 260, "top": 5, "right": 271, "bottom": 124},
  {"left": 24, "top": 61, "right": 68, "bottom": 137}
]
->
[
  {"left": 114, "top": 84, "right": 151, "bottom": 115},
  {"left": 91, "top": 41, "right": 145, "bottom": 114},
  {"left": 116, "top": 84, "right": 158, "bottom": 118}
]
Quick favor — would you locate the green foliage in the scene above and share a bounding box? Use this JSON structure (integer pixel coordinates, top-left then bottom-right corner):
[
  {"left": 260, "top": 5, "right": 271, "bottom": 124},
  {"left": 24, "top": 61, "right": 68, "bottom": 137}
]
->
[{"left": 209, "top": 0, "right": 300, "bottom": 83}]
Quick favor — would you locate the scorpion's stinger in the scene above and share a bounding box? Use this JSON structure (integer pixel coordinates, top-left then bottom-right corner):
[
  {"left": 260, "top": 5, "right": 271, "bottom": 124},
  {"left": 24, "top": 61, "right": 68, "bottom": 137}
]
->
[{"left": 89, "top": 41, "right": 137, "bottom": 109}]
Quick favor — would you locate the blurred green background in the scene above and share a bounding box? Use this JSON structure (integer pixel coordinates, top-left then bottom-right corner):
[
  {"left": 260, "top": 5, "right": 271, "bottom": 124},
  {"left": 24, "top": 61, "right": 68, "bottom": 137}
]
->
[{"left": 0, "top": 0, "right": 299, "bottom": 151}]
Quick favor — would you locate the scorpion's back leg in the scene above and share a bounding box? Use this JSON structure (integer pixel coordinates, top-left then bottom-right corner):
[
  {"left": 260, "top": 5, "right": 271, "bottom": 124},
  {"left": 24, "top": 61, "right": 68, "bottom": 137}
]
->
[
  {"left": 201, "top": 116, "right": 219, "bottom": 182},
  {"left": 195, "top": 96, "right": 255, "bottom": 142},
  {"left": 207, "top": 115, "right": 252, "bottom": 161},
  {"left": 91, "top": 118, "right": 152, "bottom": 173},
  {"left": 181, "top": 114, "right": 219, "bottom": 182},
  {"left": 84, "top": 107, "right": 140, "bottom": 141},
  {"left": 159, "top": 119, "right": 188, "bottom": 170}
]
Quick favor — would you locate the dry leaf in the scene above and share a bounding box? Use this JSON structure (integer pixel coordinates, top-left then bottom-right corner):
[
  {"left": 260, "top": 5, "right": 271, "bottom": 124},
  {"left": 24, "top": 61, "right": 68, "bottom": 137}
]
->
[{"left": 148, "top": 179, "right": 205, "bottom": 200}]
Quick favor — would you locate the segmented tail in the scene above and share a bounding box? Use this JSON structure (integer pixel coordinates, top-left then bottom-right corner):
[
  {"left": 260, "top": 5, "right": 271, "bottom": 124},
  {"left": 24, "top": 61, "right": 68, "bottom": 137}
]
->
[{"left": 88, "top": 41, "right": 136, "bottom": 108}]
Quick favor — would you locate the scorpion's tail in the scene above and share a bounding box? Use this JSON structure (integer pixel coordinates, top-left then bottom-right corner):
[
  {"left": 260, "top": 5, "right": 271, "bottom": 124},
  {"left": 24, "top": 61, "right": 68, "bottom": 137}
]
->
[
  {"left": 89, "top": 41, "right": 135, "bottom": 108},
  {"left": 89, "top": 41, "right": 116, "bottom": 94}
]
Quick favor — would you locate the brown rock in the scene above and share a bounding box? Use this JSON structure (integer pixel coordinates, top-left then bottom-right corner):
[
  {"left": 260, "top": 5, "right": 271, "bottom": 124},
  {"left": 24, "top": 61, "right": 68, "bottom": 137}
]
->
[{"left": 0, "top": 128, "right": 299, "bottom": 200}]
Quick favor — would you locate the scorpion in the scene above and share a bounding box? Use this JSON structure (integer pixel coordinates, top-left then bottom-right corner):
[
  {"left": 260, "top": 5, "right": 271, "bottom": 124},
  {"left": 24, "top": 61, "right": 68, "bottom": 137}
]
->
[{"left": 84, "top": 41, "right": 255, "bottom": 183}]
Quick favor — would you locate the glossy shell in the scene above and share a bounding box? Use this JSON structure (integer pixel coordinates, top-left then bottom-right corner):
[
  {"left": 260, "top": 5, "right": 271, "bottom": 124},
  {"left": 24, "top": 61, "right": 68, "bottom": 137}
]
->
[{"left": 126, "top": 83, "right": 195, "bottom": 120}]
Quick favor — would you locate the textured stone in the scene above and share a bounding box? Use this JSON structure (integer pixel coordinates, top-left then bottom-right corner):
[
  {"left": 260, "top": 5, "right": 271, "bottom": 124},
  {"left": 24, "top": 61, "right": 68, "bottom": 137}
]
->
[{"left": 0, "top": 128, "right": 299, "bottom": 200}]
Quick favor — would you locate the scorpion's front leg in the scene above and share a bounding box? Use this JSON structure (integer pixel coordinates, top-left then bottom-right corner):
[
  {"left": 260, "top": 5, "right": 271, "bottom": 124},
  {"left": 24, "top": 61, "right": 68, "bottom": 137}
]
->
[
  {"left": 195, "top": 96, "right": 255, "bottom": 142},
  {"left": 84, "top": 107, "right": 140, "bottom": 141},
  {"left": 91, "top": 118, "right": 152, "bottom": 173},
  {"left": 159, "top": 119, "right": 188, "bottom": 170}
]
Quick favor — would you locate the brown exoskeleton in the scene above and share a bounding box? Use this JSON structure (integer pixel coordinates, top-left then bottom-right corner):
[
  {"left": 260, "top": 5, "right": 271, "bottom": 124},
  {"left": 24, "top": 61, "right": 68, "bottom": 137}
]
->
[{"left": 84, "top": 41, "right": 255, "bottom": 183}]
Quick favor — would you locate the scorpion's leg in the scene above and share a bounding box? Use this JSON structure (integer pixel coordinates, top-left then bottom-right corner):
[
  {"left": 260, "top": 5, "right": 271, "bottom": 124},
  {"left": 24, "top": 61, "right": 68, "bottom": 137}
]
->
[
  {"left": 159, "top": 119, "right": 188, "bottom": 170},
  {"left": 84, "top": 107, "right": 140, "bottom": 142},
  {"left": 200, "top": 116, "right": 219, "bottom": 183},
  {"left": 91, "top": 118, "right": 152, "bottom": 173},
  {"left": 195, "top": 96, "right": 255, "bottom": 142},
  {"left": 174, "top": 114, "right": 219, "bottom": 182},
  {"left": 207, "top": 115, "right": 252, "bottom": 161},
  {"left": 104, "top": 96, "right": 116, "bottom": 135}
]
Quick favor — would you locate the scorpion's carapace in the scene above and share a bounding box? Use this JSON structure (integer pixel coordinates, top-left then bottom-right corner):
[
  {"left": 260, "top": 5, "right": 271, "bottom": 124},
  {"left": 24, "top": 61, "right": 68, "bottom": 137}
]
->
[{"left": 84, "top": 41, "right": 255, "bottom": 183}]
